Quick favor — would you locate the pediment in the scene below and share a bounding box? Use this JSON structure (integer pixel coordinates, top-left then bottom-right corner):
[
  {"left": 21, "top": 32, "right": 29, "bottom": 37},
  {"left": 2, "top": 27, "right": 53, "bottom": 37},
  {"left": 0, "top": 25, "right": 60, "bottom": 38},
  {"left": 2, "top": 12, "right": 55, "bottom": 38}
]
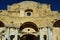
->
[
  {"left": 7, "top": 1, "right": 50, "bottom": 11},
  {"left": 6, "top": 1, "right": 60, "bottom": 17}
]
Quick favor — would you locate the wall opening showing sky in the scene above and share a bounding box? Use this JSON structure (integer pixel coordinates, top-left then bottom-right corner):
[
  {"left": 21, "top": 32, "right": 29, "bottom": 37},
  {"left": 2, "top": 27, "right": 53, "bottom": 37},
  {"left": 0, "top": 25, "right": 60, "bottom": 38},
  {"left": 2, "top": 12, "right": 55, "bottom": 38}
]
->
[{"left": 0, "top": 0, "right": 60, "bottom": 12}]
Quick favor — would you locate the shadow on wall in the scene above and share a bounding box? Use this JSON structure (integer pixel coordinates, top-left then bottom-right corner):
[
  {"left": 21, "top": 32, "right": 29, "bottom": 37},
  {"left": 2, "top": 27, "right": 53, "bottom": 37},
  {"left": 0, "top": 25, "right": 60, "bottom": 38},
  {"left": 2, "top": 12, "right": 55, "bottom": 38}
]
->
[
  {"left": 20, "top": 34, "right": 38, "bottom": 40},
  {"left": 0, "top": 21, "right": 5, "bottom": 27},
  {"left": 19, "top": 22, "right": 39, "bottom": 32},
  {"left": 53, "top": 20, "right": 60, "bottom": 28}
]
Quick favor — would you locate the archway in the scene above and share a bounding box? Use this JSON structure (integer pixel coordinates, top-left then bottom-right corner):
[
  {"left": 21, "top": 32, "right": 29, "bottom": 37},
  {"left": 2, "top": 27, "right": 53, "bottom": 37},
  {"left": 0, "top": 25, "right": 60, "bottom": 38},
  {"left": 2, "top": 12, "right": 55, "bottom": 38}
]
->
[
  {"left": 0, "top": 21, "right": 5, "bottom": 27},
  {"left": 20, "top": 34, "right": 37, "bottom": 40},
  {"left": 53, "top": 20, "right": 60, "bottom": 28},
  {"left": 19, "top": 22, "right": 38, "bottom": 32}
]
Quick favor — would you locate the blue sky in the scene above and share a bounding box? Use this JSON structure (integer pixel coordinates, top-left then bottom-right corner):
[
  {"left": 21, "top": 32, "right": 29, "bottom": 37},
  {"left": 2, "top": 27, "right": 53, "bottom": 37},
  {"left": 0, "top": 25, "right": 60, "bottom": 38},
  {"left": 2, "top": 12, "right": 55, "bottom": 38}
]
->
[{"left": 0, "top": 0, "right": 60, "bottom": 12}]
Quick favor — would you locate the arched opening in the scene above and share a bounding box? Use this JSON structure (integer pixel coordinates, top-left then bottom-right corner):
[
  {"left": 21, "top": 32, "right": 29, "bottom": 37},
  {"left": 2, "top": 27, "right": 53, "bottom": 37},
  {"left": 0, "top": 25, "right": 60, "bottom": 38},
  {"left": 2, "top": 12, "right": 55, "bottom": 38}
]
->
[
  {"left": 25, "top": 9, "right": 33, "bottom": 16},
  {"left": 43, "top": 35, "right": 47, "bottom": 40},
  {"left": 19, "top": 22, "right": 38, "bottom": 32},
  {"left": 20, "top": 34, "right": 37, "bottom": 40},
  {"left": 0, "top": 21, "right": 5, "bottom": 27},
  {"left": 10, "top": 35, "right": 15, "bottom": 40},
  {"left": 18, "top": 35, "right": 20, "bottom": 40},
  {"left": 37, "top": 35, "right": 40, "bottom": 40},
  {"left": 53, "top": 20, "right": 60, "bottom": 28},
  {"left": 27, "top": 12, "right": 31, "bottom": 16}
]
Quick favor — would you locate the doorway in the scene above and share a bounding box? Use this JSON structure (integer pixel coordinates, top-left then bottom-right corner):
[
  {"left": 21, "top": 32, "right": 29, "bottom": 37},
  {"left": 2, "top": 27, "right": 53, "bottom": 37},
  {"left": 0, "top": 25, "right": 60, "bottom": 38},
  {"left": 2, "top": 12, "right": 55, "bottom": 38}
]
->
[{"left": 20, "top": 34, "right": 37, "bottom": 40}]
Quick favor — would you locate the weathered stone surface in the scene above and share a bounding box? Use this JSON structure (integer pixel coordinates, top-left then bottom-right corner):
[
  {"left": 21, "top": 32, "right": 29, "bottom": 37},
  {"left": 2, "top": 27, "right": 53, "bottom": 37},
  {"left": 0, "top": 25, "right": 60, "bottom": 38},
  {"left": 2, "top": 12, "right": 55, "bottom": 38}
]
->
[{"left": 0, "top": 1, "right": 60, "bottom": 40}]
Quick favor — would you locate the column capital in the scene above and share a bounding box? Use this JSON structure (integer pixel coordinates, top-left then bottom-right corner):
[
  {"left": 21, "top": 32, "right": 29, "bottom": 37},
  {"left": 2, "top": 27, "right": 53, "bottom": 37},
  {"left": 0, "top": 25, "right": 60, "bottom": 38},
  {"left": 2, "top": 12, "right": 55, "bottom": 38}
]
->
[
  {"left": 40, "top": 27, "right": 43, "bottom": 29},
  {"left": 47, "top": 26, "right": 53, "bottom": 31},
  {"left": 46, "top": 26, "right": 51, "bottom": 28}
]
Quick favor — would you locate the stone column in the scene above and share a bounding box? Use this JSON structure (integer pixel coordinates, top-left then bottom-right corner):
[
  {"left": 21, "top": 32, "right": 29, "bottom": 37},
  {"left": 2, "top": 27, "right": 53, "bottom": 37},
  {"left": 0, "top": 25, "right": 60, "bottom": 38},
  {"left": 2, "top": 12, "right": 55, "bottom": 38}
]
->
[
  {"left": 2, "top": 36, "right": 5, "bottom": 40},
  {"left": 14, "top": 28, "right": 18, "bottom": 40},
  {"left": 40, "top": 27, "right": 43, "bottom": 40},
  {"left": 47, "top": 27, "right": 52, "bottom": 40},
  {"left": 5, "top": 28, "right": 10, "bottom": 40}
]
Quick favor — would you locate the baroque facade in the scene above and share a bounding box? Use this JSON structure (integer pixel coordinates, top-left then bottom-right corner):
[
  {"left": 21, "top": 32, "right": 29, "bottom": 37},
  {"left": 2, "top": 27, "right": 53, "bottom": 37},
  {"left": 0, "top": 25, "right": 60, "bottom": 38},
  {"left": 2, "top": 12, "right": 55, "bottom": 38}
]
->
[{"left": 0, "top": 1, "right": 60, "bottom": 40}]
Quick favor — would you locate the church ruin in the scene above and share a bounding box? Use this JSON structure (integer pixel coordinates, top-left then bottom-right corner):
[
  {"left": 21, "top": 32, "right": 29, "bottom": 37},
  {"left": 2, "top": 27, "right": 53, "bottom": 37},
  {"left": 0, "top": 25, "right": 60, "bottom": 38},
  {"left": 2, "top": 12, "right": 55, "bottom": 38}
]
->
[{"left": 0, "top": 1, "right": 60, "bottom": 40}]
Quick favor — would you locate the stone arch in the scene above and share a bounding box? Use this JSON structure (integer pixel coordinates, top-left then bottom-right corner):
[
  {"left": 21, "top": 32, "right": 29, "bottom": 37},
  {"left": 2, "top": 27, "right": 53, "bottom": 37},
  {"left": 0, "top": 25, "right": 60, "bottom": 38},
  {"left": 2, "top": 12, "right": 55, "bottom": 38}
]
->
[
  {"left": 0, "top": 21, "right": 5, "bottom": 27},
  {"left": 20, "top": 34, "right": 37, "bottom": 40},
  {"left": 53, "top": 20, "right": 60, "bottom": 28},
  {"left": 19, "top": 22, "right": 38, "bottom": 32}
]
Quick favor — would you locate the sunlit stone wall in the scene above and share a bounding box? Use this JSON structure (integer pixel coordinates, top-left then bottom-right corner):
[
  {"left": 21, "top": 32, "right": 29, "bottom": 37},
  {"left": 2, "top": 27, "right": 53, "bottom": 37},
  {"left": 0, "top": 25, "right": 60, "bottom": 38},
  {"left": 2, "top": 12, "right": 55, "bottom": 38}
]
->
[{"left": 0, "top": 1, "right": 60, "bottom": 40}]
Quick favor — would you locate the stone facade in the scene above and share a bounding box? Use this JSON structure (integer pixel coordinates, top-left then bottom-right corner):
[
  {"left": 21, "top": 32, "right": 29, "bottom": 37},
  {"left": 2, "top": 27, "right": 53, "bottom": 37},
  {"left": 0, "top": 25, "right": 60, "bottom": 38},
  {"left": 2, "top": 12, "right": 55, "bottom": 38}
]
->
[{"left": 0, "top": 1, "right": 60, "bottom": 40}]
